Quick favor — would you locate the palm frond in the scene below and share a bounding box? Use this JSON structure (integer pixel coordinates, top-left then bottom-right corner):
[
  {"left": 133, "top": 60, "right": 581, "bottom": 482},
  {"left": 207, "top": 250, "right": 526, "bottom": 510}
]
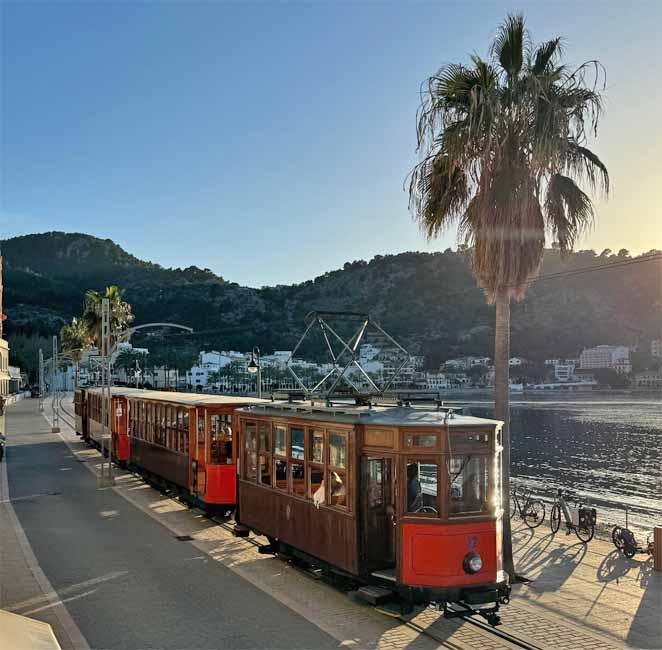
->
[
  {"left": 408, "top": 155, "right": 470, "bottom": 239},
  {"left": 544, "top": 174, "right": 594, "bottom": 252},
  {"left": 565, "top": 143, "right": 609, "bottom": 194},
  {"left": 408, "top": 13, "right": 608, "bottom": 298},
  {"left": 532, "top": 38, "right": 563, "bottom": 75},
  {"left": 491, "top": 13, "right": 527, "bottom": 81}
]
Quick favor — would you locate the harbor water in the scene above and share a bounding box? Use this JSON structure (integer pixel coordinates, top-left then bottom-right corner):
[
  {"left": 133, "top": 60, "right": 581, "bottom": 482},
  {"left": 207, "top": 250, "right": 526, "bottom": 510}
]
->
[{"left": 451, "top": 391, "right": 662, "bottom": 537}]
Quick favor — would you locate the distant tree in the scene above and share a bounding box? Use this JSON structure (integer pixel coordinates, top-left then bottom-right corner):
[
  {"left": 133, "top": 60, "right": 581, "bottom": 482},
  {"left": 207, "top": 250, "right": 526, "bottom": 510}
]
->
[
  {"left": 408, "top": 14, "right": 609, "bottom": 576},
  {"left": 617, "top": 248, "right": 630, "bottom": 258},
  {"left": 591, "top": 368, "right": 630, "bottom": 389},
  {"left": 83, "top": 285, "right": 134, "bottom": 348},
  {"left": 60, "top": 317, "right": 92, "bottom": 387},
  {"left": 467, "top": 365, "right": 487, "bottom": 385}
]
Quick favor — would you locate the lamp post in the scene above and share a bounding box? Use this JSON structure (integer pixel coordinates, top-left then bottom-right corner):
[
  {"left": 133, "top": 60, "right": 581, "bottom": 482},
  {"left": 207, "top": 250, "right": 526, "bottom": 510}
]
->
[{"left": 247, "top": 347, "right": 261, "bottom": 398}]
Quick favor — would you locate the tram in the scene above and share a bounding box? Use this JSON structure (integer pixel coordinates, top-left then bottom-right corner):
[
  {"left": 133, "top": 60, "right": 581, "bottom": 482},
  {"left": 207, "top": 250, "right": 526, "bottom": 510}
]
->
[
  {"left": 75, "top": 387, "right": 265, "bottom": 511},
  {"left": 235, "top": 400, "right": 510, "bottom": 622}
]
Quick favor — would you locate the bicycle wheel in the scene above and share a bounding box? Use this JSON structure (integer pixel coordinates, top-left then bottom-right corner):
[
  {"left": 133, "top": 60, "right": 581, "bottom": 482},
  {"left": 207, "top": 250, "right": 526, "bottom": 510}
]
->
[
  {"left": 523, "top": 500, "right": 546, "bottom": 529},
  {"left": 550, "top": 504, "right": 561, "bottom": 534},
  {"left": 612, "top": 526, "right": 625, "bottom": 550},
  {"left": 576, "top": 524, "right": 594, "bottom": 543},
  {"left": 509, "top": 495, "right": 517, "bottom": 519}
]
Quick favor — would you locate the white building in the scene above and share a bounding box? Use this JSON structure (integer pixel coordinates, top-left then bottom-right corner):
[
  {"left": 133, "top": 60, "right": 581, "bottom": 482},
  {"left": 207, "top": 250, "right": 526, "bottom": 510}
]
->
[
  {"left": 509, "top": 357, "right": 529, "bottom": 366},
  {"left": 634, "top": 370, "right": 662, "bottom": 388},
  {"left": 443, "top": 356, "right": 490, "bottom": 371},
  {"left": 547, "top": 359, "right": 576, "bottom": 382},
  {"left": 261, "top": 350, "right": 292, "bottom": 369},
  {"left": 579, "top": 345, "right": 630, "bottom": 371},
  {"left": 652, "top": 339, "right": 662, "bottom": 358},
  {"left": 425, "top": 372, "right": 448, "bottom": 389}
]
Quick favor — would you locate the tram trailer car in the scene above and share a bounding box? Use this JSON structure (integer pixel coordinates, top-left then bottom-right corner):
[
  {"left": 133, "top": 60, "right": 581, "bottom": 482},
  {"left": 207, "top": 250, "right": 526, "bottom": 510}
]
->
[
  {"left": 79, "top": 387, "right": 265, "bottom": 512},
  {"left": 73, "top": 388, "right": 87, "bottom": 439},
  {"left": 235, "top": 402, "right": 510, "bottom": 622}
]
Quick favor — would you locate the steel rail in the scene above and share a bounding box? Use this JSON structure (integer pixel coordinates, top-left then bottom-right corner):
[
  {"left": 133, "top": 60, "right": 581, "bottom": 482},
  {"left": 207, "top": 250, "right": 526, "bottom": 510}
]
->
[{"left": 431, "top": 604, "right": 545, "bottom": 650}]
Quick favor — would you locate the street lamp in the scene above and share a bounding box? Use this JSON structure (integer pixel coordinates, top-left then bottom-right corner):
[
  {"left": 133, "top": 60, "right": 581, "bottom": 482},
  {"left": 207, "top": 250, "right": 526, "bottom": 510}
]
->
[{"left": 247, "top": 346, "right": 261, "bottom": 398}]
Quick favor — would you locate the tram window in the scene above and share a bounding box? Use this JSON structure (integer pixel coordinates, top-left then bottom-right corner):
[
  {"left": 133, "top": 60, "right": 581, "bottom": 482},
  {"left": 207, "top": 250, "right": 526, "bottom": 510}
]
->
[
  {"left": 197, "top": 411, "right": 205, "bottom": 444},
  {"left": 308, "top": 430, "right": 324, "bottom": 463},
  {"left": 259, "top": 422, "right": 271, "bottom": 454},
  {"left": 210, "top": 414, "right": 233, "bottom": 464},
  {"left": 448, "top": 456, "right": 490, "bottom": 515},
  {"left": 274, "top": 426, "right": 287, "bottom": 456},
  {"left": 290, "top": 427, "right": 304, "bottom": 460},
  {"left": 329, "top": 433, "right": 346, "bottom": 469},
  {"left": 309, "top": 466, "right": 324, "bottom": 504},
  {"left": 328, "top": 470, "right": 346, "bottom": 507},
  {"left": 291, "top": 463, "right": 306, "bottom": 497},
  {"left": 260, "top": 452, "right": 272, "bottom": 486},
  {"left": 244, "top": 423, "right": 257, "bottom": 481},
  {"left": 367, "top": 460, "right": 384, "bottom": 508},
  {"left": 406, "top": 461, "right": 438, "bottom": 514},
  {"left": 405, "top": 432, "right": 438, "bottom": 448},
  {"left": 274, "top": 459, "right": 287, "bottom": 490},
  {"left": 450, "top": 431, "right": 490, "bottom": 450}
]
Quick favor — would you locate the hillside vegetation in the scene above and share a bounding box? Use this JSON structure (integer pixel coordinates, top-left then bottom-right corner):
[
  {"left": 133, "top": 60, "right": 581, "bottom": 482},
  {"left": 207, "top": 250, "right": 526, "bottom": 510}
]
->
[{"left": 3, "top": 232, "right": 660, "bottom": 374}]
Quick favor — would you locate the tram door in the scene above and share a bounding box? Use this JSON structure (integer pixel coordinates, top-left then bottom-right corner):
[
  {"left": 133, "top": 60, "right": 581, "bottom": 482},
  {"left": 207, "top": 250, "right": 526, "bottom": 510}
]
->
[
  {"left": 192, "top": 408, "right": 206, "bottom": 496},
  {"left": 361, "top": 457, "right": 396, "bottom": 573}
]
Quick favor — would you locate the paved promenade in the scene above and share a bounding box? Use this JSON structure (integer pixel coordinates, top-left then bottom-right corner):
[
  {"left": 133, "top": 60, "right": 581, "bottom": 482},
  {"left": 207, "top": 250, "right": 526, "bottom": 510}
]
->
[{"left": 1, "top": 396, "right": 660, "bottom": 649}]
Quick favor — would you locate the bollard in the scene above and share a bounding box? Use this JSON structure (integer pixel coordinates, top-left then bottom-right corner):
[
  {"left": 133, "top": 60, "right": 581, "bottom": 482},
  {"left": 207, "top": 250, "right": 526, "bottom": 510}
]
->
[{"left": 654, "top": 527, "right": 662, "bottom": 572}]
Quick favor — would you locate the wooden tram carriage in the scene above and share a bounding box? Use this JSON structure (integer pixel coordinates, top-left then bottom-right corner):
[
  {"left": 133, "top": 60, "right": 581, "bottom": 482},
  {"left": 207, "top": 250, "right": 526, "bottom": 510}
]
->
[
  {"left": 74, "top": 387, "right": 264, "bottom": 510},
  {"left": 235, "top": 401, "right": 510, "bottom": 620}
]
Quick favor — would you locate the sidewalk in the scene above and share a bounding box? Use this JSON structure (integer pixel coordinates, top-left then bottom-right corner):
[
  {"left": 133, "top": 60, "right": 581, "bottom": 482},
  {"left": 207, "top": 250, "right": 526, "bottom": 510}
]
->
[
  {"left": 511, "top": 512, "right": 661, "bottom": 649},
  {"left": 39, "top": 396, "right": 662, "bottom": 649}
]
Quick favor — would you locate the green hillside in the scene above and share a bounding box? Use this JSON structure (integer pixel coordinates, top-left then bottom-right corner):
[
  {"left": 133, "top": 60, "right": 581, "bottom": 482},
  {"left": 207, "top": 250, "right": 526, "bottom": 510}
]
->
[{"left": 3, "top": 232, "right": 660, "bottom": 377}]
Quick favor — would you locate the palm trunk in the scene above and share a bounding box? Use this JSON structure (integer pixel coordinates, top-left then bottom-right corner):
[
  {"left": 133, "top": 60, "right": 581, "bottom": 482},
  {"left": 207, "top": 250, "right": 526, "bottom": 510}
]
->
[{"left": 494, "top": 292, "right": 515, "bottom": 578}]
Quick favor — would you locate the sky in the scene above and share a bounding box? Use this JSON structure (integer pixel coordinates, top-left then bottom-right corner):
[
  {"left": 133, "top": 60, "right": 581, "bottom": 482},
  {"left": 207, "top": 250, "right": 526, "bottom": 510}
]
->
[{"left": 2, "top": 1, "right": 661, "bottom": 287}]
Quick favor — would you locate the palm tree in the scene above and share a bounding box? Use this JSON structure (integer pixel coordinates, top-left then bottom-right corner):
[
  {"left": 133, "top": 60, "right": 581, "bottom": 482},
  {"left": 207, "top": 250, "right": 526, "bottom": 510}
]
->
[
  {"left": 60, "top": 317, "right": 91, "bottom": 388},
  {"left": 408, "top": 14, "right": 608, "bottom": 576},
  {"left": 83, "top": 285, "right": 134, "bottom": 350}
]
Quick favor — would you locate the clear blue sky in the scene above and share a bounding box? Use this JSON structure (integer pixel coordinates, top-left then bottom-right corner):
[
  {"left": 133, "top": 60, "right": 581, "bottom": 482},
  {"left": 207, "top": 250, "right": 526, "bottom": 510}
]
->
[{"left": 2, "top": 1, "right": 660, "bottom": 287}]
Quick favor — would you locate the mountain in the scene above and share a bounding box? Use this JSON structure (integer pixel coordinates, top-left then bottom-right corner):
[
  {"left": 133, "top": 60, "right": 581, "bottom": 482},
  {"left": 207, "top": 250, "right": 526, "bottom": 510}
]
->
[{"left": 3, "top": 232, "right": 661, "bottom": 377}]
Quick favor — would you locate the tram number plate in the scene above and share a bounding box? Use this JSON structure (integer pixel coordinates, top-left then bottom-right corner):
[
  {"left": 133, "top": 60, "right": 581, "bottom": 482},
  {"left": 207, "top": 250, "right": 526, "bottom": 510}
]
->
[{"left": 466, "top": 535, "right": 478, "bottom": 551}]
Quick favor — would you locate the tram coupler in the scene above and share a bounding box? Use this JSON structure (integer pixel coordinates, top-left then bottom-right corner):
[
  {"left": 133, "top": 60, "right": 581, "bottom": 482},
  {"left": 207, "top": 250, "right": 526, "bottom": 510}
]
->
[{"left": 442, "top": 601, "right": 502, "bottom": 627}]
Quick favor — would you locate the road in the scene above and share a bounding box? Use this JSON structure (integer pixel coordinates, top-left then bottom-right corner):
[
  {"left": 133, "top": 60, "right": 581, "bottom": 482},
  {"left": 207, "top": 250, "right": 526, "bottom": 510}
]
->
[{"left": 3, "top": 399, "right": 338, "bottom": 649}]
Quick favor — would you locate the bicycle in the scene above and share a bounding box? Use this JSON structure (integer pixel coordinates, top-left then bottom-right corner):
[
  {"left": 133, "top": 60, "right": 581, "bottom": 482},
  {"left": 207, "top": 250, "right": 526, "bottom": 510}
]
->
[
  {"left": 549, "top": 488, "right": 596, "bottom": 543},
  {"left": 612, "top": 508, "right": 655, "bottom": 559},
  {"left": 509, "top": 485, "right": 545, "bottom": 529}
]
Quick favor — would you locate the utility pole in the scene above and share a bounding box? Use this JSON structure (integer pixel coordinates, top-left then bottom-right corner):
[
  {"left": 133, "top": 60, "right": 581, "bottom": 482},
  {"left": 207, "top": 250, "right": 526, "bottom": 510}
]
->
[
  {"left": 51, "top": 336, "right": 60, "bottom": 433},
  {"left": 38, "top": 349, "right": 44, "bottom": 413},
  {"left": 98, "top": 297, "right": 114, "bottom": 487}
]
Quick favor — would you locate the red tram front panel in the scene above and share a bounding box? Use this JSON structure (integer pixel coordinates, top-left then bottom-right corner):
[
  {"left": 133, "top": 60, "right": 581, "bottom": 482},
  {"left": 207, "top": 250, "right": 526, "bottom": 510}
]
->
[
  {"left": 400, "top": 520, "right": 497, "bottom": 587},
  {"left": 112, "top": 396, "right": 130, "bottom": 463}
]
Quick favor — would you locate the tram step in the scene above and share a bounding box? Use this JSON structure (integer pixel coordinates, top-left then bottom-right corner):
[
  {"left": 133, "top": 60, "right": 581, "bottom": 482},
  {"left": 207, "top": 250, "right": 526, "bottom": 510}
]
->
[{"left": 357, "top": 585, "right": 394, "bottom": 605}]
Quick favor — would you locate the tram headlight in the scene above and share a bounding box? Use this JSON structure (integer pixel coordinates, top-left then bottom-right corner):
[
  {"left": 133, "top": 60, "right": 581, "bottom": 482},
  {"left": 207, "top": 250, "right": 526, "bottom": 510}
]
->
[{"left": 463, "top": 552, "right": 483, "bottom": 574}]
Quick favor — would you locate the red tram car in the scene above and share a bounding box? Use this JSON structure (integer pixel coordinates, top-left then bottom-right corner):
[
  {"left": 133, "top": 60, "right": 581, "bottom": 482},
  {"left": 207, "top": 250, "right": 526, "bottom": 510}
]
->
[
  {"left": 235, "top": 400, "right": 510, "bottom": 622},
  {"left": 75, "top": 387, "right": 265, "bottom": 511}
]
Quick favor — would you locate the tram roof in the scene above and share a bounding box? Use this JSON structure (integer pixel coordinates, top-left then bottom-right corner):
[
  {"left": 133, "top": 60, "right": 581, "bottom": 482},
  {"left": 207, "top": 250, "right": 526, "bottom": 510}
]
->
[
  {"left": 238, "top": 402, "right": 502, "bottom": 428},
  {"left": 83, "top": 386, "right": 268, "bottom": 407}
]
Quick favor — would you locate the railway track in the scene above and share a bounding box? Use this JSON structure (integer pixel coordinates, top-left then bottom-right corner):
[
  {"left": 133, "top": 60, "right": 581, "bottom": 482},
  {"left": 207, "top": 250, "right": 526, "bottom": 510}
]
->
[{"left": 414, "top": 605, "right": 546, "bottom": 650}]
